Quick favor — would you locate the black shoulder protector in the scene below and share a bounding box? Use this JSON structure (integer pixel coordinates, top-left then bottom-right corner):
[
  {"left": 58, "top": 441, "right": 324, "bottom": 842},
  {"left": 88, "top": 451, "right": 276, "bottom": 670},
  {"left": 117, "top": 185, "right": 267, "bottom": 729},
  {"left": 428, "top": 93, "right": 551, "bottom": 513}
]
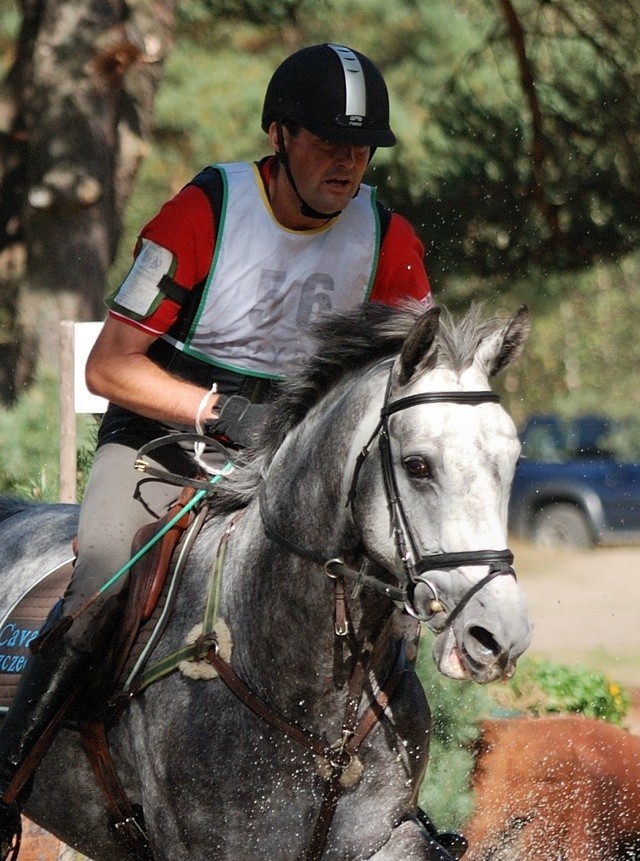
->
[{"left": 188, "top": 165, "right": 225, "bottom": 225}]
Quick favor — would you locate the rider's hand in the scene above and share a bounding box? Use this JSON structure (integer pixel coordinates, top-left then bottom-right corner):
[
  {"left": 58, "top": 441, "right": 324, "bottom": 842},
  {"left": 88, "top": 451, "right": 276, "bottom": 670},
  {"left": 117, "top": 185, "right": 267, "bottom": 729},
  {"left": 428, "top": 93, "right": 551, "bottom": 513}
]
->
[{"left": 205, "top": 395, "right": 271, "bottom": 448}]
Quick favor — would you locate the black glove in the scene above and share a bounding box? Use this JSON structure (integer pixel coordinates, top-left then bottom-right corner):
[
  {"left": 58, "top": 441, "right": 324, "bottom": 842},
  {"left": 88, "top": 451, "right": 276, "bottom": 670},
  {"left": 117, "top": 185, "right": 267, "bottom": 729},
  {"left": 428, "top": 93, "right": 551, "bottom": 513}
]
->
[{"left": 205, "top": 395, "right": 271, "bottom": 448}]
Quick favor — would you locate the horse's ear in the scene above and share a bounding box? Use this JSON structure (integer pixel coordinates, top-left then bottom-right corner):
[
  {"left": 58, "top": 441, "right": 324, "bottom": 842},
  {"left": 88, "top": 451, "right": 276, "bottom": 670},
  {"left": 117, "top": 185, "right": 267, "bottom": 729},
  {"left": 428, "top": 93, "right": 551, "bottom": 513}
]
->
[
  {"left": 476, "top": 304, "right": 531, "bottom": 379},
  {"left": 397, "top": 307, "right": 441, "bottom": 386}
]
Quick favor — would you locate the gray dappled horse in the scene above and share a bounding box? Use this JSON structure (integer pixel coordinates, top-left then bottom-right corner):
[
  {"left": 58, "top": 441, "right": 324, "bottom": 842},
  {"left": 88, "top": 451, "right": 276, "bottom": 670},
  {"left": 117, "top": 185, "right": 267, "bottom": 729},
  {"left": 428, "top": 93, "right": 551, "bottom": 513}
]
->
[{"left": 0, "top": 303, "right": 532, "bottom": 861}]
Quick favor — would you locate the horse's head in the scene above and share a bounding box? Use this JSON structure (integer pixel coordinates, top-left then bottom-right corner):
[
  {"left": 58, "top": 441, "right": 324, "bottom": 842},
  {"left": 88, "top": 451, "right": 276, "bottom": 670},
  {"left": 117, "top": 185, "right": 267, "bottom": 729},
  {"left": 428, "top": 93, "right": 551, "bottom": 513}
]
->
[{"left": 350, "top": 304, "right": 533, "bottom": 683}]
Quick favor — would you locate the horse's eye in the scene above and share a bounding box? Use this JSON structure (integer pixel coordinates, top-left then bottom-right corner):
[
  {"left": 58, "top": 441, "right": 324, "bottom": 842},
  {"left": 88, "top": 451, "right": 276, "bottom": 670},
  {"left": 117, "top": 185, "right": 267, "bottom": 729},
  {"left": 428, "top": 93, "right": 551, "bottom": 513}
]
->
[{"left": 402, "top": 456, "right": 432, "bottom": 480}]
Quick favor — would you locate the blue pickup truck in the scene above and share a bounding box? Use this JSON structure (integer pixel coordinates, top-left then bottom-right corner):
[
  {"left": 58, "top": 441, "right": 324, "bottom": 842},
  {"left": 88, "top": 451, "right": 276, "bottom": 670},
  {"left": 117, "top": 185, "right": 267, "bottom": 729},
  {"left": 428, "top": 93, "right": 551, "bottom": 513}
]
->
[{"left": 508, "top": 414, "right": 640, "bottom": 549}]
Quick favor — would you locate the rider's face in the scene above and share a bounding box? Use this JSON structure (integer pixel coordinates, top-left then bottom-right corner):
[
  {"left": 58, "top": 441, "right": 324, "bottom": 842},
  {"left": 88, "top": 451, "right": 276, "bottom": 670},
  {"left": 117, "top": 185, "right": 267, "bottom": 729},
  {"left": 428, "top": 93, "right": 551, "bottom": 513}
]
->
[{"left": 270, "top": 124, "right": 370, "bottom": 224}]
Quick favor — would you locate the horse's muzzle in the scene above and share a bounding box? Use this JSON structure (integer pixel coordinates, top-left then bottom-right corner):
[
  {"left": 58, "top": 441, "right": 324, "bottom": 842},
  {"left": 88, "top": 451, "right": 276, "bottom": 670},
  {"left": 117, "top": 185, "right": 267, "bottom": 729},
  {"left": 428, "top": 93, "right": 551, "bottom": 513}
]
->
[{"left": 432, "top": 625, "right": 522, "bottom": 683}]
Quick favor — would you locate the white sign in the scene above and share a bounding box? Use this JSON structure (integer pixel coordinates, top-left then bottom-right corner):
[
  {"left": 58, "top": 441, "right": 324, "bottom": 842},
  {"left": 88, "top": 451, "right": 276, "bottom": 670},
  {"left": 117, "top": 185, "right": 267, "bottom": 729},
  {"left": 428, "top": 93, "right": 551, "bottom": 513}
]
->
[{"left": 73, "top": 322, "right": 108, "bottom": 414}]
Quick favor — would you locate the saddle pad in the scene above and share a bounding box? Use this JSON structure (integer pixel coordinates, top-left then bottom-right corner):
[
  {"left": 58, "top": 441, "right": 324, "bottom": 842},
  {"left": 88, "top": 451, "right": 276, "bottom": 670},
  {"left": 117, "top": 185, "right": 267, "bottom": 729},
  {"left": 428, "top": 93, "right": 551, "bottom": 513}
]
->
[
  {"left": 0, "top": 508, "right": 199, "bottom": 717},
  {"left": 0, "top": 562, "right": 74, "bottom": 711}
]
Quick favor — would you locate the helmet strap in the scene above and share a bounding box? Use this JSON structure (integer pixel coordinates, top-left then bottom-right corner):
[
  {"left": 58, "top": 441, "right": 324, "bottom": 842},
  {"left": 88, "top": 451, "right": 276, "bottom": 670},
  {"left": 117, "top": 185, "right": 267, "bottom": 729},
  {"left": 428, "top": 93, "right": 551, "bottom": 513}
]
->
[{"left": 275, "top": 122, "right": 342, "bottom": 221}]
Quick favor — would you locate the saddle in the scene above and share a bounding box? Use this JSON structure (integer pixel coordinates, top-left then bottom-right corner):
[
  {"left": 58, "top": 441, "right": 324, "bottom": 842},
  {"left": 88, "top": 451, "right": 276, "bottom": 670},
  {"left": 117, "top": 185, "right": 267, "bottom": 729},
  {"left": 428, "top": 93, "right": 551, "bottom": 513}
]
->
[{"left": 0, "top": 486, "right": 201, "bottom": 716}]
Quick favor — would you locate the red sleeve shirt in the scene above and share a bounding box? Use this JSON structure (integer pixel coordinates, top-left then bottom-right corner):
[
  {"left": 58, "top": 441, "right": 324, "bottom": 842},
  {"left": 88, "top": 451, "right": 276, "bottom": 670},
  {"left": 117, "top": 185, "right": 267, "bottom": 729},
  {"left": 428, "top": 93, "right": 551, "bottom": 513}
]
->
[
  {"left": 111, "top": 160, "right": 432, "bottom": 335},
  {"left": 371, "top": 212, "right": 432, "bottom": 307}
]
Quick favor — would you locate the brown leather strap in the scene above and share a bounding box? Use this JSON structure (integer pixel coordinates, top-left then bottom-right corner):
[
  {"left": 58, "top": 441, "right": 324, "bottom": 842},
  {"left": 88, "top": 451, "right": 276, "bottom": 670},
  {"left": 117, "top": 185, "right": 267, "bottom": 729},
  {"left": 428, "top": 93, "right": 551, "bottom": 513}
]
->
[
  {"left": 196, "top": 512, "right": 406, "bottom": 861},
  {"left": 3, "top": 826, "right": 21, "bottom": 861},
  {"left": 205, "top": 647, "right": 327, "bottom": 758},
  {"left": 111, "top": 488, "right": 203, "bottom": 688},
  {"left": 141, "top": 487, "right": 197, "bottom": 621},
  {"left": 81, "top": 721, "right": 134, "bottom": 820},
  {"left": 333, "top": 577, "right": 349, "bottom": 636},
  {"left": 305, "top": 773, "right": 343, "bottom": 861},
  {"left": 80, "top": 721, "right": 155, "bottom": 861},
  {"left": 306, "top": 648, "right": 406, "bottom": 861},
  {"left": 347, "top": 652, "right": 405, "bottom": 755},
  {"left": 206, "top": 639, "right": 406, "bottom": 861}
]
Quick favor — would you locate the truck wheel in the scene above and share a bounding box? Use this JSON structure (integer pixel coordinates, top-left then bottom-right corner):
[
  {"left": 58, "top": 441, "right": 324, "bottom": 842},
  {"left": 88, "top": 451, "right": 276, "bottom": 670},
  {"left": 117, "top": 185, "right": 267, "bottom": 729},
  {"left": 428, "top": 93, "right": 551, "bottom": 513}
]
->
[{"left": 532, "top": 503, "right": 595, "bottom": 550}]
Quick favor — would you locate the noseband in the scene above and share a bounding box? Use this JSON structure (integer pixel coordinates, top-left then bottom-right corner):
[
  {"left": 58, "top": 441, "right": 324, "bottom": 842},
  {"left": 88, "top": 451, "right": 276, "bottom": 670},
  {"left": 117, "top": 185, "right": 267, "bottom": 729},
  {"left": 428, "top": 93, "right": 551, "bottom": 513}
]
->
[{"left": 260, "top": 362, "right": 516, "bottom": 622}]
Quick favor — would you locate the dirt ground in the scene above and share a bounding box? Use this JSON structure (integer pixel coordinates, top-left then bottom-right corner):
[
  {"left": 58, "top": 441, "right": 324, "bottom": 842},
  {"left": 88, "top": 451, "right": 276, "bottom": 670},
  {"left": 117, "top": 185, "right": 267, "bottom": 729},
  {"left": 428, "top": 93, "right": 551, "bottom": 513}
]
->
[{"left": 512, "top": 539, "right": 640, "bottom": 690}]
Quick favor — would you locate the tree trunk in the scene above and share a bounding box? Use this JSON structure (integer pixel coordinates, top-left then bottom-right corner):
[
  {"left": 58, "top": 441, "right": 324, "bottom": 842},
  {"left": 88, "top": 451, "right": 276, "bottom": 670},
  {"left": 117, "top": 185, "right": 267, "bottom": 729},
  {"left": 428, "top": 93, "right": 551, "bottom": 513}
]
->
[{"left": 0, "top": 0, "right": 176, "bottom": 404}]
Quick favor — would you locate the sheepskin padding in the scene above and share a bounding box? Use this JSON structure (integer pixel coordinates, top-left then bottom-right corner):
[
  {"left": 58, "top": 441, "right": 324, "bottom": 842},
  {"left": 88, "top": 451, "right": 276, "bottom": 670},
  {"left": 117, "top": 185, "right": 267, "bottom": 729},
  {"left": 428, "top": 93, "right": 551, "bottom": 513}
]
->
[{"left": 179, "top": 619, "right": 232, "bottom": 680}]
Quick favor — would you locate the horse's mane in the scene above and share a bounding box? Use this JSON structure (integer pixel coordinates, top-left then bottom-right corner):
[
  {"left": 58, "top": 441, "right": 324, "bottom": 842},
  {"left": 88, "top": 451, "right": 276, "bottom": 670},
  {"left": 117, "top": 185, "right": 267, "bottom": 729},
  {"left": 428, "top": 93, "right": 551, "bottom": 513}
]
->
[
  {"left": 209, "top": 300, "right": 499, "bottom": 515},
  {"left": 266, "top": 301, "right": 426, "bottom": 453}
]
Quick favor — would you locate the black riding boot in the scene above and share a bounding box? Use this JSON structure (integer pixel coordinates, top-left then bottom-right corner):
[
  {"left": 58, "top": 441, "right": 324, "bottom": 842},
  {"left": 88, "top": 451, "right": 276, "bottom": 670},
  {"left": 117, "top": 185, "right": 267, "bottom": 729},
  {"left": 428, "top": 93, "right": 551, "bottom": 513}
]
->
[{"left": 0, "top": 636, "right": 92, "bottom": 860}]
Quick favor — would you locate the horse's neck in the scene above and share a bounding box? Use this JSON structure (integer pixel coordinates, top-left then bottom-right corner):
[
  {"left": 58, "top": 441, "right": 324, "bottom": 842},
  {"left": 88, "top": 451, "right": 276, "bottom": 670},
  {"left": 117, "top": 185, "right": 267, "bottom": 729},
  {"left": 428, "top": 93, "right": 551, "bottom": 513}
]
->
[
  {"left": 220, "top": 504, "right": 402, "bottom": 730},
  {"left": 217, "top": 371, "right": 396, "bottom": 720},
  {"left": 264, "top": 373, "right": 381, "bottom": 555}
]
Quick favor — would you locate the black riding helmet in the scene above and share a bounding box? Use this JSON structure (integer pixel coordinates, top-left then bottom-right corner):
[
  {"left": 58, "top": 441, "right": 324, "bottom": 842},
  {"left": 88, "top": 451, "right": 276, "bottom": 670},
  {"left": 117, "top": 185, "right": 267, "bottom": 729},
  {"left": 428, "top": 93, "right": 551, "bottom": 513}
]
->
[
  {"left": 261, "top": 43, "right": 396, "bottom": 148},
  {"left": 262, "top": 44, "right": 396, "bottom": 219}
]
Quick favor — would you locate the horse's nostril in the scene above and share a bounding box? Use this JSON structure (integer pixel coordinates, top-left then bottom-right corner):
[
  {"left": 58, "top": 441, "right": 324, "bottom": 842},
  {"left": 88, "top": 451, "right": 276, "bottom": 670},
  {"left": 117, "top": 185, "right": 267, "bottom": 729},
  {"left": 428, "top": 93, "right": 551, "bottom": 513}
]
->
[{"left": 468, "top": 625, "right": 500, "bottom": 658}]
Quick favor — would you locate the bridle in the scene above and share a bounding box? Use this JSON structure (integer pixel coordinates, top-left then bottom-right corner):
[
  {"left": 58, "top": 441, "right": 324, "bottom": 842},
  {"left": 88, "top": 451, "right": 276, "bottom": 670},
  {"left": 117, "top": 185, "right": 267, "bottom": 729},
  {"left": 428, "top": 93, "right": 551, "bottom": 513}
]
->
[
  {"left": 350, "top": 366, "right": 516, "bottom": 622},
  {"left": 260, "top": 361, "right": 516, "bottom": 624}
]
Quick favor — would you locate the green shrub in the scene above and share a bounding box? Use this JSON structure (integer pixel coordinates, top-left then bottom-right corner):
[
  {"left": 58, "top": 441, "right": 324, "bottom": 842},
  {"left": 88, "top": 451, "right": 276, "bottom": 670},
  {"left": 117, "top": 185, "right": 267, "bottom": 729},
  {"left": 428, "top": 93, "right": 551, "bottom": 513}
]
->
[{"left": 492, "top": 655, "right": 630, "bottom": 725}]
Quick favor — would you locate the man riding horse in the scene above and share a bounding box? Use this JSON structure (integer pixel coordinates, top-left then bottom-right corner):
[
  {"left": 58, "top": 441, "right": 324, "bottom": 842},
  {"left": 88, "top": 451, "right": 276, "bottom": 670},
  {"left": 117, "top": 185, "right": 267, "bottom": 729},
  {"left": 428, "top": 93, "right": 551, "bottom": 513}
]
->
[{"left": 0, "top": 44, "right": 432, "bottom": 856}]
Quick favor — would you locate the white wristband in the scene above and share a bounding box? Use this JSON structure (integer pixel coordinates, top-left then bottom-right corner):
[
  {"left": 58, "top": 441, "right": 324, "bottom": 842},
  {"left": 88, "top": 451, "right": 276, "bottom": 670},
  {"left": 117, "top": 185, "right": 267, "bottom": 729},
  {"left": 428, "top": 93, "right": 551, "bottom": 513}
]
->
[{"left": 195, "top": 384, "right": 217, "bottom": 435}]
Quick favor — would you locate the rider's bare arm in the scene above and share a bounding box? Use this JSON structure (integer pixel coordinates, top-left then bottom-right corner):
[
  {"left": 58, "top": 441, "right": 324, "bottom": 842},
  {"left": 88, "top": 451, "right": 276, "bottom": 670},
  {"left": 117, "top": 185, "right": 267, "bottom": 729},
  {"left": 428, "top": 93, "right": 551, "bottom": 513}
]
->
[{"left": 85, "top": 316, "right": 222, "bottom": 426}]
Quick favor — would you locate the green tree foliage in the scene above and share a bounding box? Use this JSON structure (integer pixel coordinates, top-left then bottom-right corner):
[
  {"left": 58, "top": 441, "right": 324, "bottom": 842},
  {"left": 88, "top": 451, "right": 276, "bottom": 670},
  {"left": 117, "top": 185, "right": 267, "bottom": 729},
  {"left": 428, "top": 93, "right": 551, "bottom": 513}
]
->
[
  {"left": 495, "top": 253, "right": 640, "bottom": 427},
  {"left": 182, "top": 0, "right": 310, "bottom": 25},
  {"left": 372, "top": 0, "right": 640, "bottom": 286}
]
